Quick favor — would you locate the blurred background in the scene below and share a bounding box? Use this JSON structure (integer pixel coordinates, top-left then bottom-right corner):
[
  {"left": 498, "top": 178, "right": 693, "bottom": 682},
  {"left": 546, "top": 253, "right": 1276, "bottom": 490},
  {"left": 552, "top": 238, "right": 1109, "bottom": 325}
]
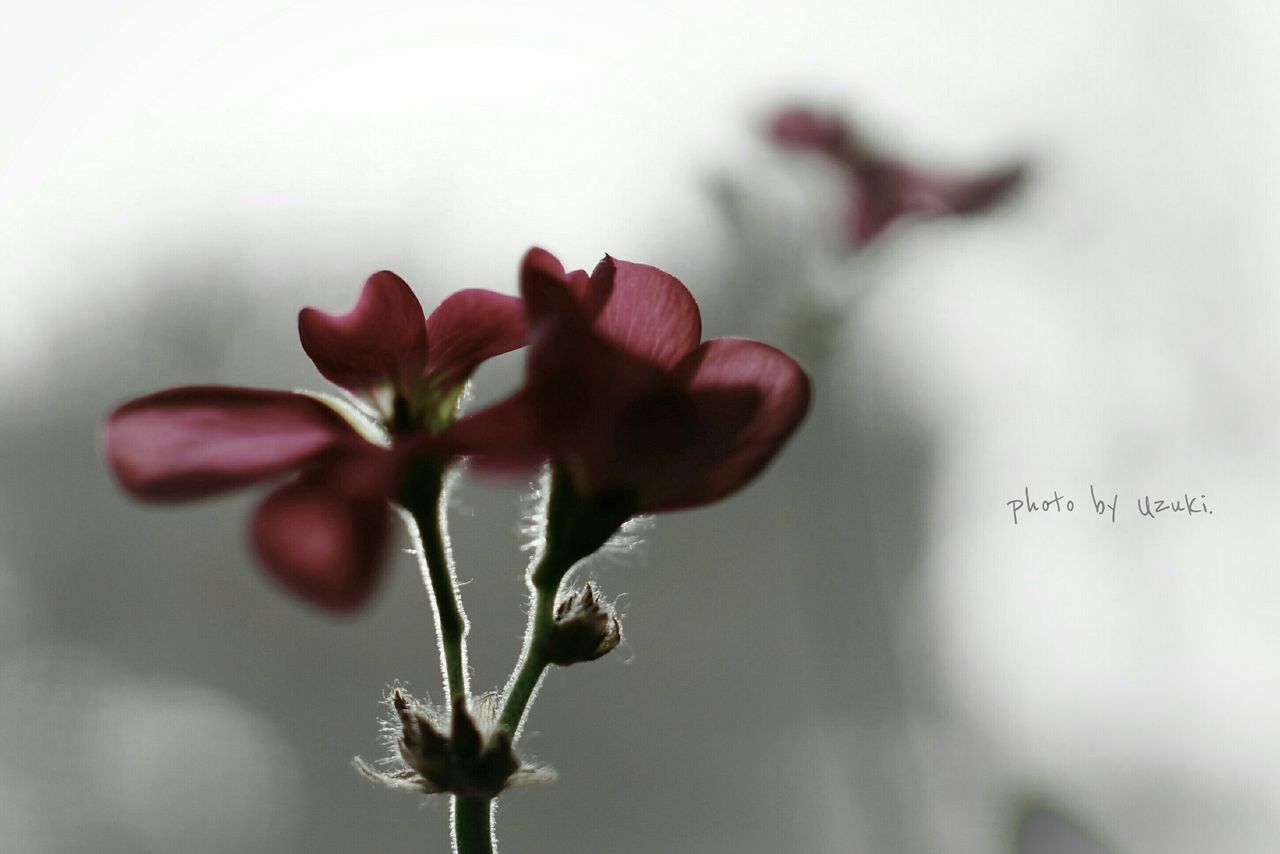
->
[{"left": 3, "top": 1, "right": 1278, "bottom": 852}]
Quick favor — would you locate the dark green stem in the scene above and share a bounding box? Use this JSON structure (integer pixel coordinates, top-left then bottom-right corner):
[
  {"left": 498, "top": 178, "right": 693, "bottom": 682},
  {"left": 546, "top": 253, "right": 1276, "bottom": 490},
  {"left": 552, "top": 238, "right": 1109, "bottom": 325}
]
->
[
  {"left": 402, "top": 467, "right": 469, "bottom": 705},
  {"left": 403, "top": 466, "right": 488, "bottom": 853},
  {"left": 498, "top": 471, "right": 632, "bottom": 737},
  {"left": 453, "top": 797, "right": 494, "bottom": 854},
  {"left": 496, "top": 551, "right": 564, "bottom": 736}
]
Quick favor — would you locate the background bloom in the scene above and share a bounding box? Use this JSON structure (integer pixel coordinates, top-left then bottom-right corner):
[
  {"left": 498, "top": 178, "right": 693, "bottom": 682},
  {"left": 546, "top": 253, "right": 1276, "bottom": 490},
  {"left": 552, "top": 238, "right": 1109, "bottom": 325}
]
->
[{"left": 769, "top": 104, "right": 1027, "bottom": 247}]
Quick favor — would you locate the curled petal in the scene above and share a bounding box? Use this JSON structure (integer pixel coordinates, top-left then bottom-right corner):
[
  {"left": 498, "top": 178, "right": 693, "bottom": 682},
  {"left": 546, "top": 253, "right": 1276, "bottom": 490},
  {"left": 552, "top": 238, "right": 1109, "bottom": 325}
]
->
[
  {"left": 424, "top": 289, "right": 526, "bottom": 388},
  {"left": 655, "top": 339, "right": 812, "bottom": 511},
  {"left": 298, "top": 271, "right": 428, "bottom": 394},
  {"left": 104, "top": 386, "right": 363, "bottom": 501},
  {"left": 592, "top": 258, "right": 702, "bottom": 370},
  {"left": 251, "top": 475, "right": 390, "bottom": 612}
]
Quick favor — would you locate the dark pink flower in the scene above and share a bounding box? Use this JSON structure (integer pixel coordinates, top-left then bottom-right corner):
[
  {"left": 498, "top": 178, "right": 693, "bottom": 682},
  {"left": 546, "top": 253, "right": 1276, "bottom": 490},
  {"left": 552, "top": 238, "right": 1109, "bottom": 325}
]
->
[
  {"left": 769, "top": 105, "right": 1026, "bottom": 247},
  {"left": 299, "top": 272, "right": 525, "bottom": 431},
  {"left": 468, "top": 249, "right": 811, "bottom": 515},
  {"left": 104, "top": 273, "right": 528, "bottom": 611}
]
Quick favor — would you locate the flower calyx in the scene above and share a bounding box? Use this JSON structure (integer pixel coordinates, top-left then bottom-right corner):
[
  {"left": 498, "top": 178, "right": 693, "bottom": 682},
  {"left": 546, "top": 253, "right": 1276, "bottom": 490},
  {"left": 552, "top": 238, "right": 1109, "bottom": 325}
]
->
[
  {"left": 547, "top": 583, "right": 622, "bottom": 666},
  {"left": 356, "top": 690, "right": 553, "bottom": 799},
  {"left": 537, "top": 470, "right": 638, "bottom": 584}
]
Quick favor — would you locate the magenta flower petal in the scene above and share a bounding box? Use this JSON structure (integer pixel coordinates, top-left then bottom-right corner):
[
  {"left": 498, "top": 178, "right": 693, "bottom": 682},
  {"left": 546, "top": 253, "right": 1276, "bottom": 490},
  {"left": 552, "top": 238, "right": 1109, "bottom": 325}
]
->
[
  {"left": 521, "top": 254, "right": 666, "bottom": 423},
  {"left": 298, "top": 270, "right": 429, "bottom": 395},
  {"left": 848, "top": 161, "right": 1025, "bottom": 246},
  {"left": 872, "top": 160, "right": 1024, "bottom": 217},
  {"left": 653, "top": 339, "right": 812, "bottom": 511},
  {"left": 104, "top": 386, "right": 363, "bottom": 501},
  {"left": 424, "top": 289, "right": 526, "bottom": 388},
  {"left": 608, "top": 384, "right": 760, "bottom": 508},
  {"left": 846, "top": 172, "right": 907, "bottom": 245},
  {"left": 768, "top": 106, "right": 850, "bottom": 158},
  {"left": 592, "top": 258, "right": 702, "bottom": 370},
  {"left": 440, "top": 392, "right": 548, "bottom": 475},
  {"left": 769, "top": 104, "right": 1029, "bottom": 249},
  {"left": 519, "top": 248, "right": 612, "bottom": 325},
  {"left": 517, "top": 248, "right": 806, "bottom": 503},
  {"left": 251, "top": 475, "right": 390, "bottom": 612},
  {"left": 891, "top": 160, "right": 1026, "bottom": 215},
  {"left": 525, "top": 298, "right": 670, "bottom": 493}
]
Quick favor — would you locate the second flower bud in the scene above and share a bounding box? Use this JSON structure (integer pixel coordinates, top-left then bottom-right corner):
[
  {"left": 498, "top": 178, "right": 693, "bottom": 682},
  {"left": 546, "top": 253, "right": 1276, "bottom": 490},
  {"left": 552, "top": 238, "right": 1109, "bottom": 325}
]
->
[{"left": 547, "top": 583, "right": 622, "bottom": 666}]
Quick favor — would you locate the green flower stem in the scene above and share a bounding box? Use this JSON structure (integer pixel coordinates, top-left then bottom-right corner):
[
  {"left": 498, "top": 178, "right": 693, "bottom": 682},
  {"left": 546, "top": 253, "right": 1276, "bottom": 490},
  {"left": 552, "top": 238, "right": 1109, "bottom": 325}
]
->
[
  {"left": 453, "top": 797, "right": 495, "bottom": 854},
  {"left": 403, "top": 468, "right": 625, "bottom": 853},
  {"left": 403, "top": 467, "right": 470, "bottom": 705},
  {"left": 496, "top": 554, "right": 563, "bottom": 736},
  {"left": 403, "top": 466, "right": 488, "bottom": 854},
  {"left": 499, "top": 471, "right": 633, "bottom": 737}
]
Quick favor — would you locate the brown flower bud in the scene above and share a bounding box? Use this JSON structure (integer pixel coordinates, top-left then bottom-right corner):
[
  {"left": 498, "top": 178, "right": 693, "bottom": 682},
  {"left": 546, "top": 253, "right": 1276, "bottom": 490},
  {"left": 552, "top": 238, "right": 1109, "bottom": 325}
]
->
[
  {"left": 547, "top": 583, "right": 622, "bottom": 666},
  {"left": 355, "top": 689, "right": 554, "bottom": 798}
]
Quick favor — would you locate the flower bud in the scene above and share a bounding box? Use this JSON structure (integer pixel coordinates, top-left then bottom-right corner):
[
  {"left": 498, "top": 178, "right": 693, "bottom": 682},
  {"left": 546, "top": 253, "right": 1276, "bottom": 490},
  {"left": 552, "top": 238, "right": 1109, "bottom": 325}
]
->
[
  {"left": 356, "top": 689, "right": 553, "bottom": 798},
  {"left": 547, "top": 583, "right": 622, "bottom": 666}
]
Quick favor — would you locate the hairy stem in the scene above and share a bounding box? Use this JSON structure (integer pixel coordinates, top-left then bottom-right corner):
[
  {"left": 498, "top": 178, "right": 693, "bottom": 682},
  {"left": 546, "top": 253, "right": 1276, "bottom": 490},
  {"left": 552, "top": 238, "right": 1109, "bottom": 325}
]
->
[
  {"left": 453, "top": 797, "right": 495, "bottom": 854},
  {"left": 403, "top": 467, "right": 470, "bottom": 705},
  {"left": 496, "top": 558, "right": 561, "bottom": 736},
  {"left": 403, "top": 466, "right": 489, "bottom": 853},
  {"left": 499, "top": 471, "right": 631, "bottom": 737}
]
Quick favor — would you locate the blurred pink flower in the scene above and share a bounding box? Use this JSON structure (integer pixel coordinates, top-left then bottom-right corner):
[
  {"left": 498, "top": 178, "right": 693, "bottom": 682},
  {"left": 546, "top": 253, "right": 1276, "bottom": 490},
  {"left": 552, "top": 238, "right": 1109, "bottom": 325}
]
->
[
  {"left": 770, "top": 105, "right": 1026, "bottom": 247},
  {"left": 104, "top": 272, "right": 528, "bottom": 611}
]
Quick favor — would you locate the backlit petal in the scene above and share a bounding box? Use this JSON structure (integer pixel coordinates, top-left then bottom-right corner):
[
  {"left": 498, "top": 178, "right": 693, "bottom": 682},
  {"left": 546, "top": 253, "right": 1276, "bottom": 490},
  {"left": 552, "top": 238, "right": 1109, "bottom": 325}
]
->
[
  {"left": 519, "top": 247, "right": 610, "bottom": 326},
  {"left": 298, "top": 271, "right": 428, "bottom": 394},
  {"left": 609, "top": 384, "right": 759, "bottom": 508},
  {"left": 424, "top": 289, "right": 526, "bottom": 388},
  {"left": 251, "top": 475, "right": 390, "bottom": 612},
  {"left": 439, "top": 392, "right": 548, "bottom": 475},
  {"left": 654, "top": 339, "right": 812, "bottom": 511},
  {"left": 592, "top": 258, "right": 701, "bottom": 369},
  {"left": 525, "top": 304, "right": 667, "bottom": 493},
  {"left": 104, "top": 386, "right": 363, "bottom": 501}
]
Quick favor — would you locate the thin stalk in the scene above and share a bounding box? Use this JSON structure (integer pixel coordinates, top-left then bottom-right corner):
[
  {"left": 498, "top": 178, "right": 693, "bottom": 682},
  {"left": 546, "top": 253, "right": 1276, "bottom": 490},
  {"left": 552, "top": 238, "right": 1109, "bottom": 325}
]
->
[
  {"left": 498, "top": 471, "right": 632, "bottom": 737},
  {"left": 496, "top": 551, "right": 564, "bottom": 736},
  {"left": 402, "top": 466, "right": 488, "bottom": 853},
  {"left": 453, "top": 797, "right": 495, "bottom": 854},
  {"left": 402, "top": 468, "right": 470, "bottom": 704}
]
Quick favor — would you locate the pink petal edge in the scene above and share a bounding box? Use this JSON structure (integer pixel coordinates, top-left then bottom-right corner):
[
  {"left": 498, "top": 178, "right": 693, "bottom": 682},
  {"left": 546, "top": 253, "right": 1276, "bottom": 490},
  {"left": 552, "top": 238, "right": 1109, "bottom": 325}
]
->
[{"left": 104, "top": 386, "right": 365, "bottom": 501}]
